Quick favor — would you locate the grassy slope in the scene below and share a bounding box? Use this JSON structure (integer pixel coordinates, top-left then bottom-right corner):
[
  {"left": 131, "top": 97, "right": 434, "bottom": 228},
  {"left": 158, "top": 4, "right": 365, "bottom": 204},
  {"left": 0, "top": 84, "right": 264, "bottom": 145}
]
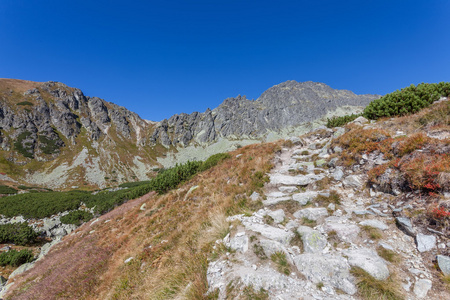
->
[{"left": 6, "top": 142, "right": 278, "bottom": 299}]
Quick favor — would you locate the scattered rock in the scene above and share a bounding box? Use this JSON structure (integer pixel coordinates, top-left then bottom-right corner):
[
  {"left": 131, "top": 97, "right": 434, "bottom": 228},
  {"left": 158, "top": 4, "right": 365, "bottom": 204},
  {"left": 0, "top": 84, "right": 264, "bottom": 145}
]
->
[
  {"left": 344, "top": 248, "right": 390, "bottom": 280},
  {"left": 395, "top": 217, "right": 416, "bottom": 237},
  {"left": 259, "top": 239, "right": 290, "bottom": 260},
  {"left": 293, "top": 207, "right": 328, "bottom": 221},
  {"left": 333, "top": 168, "right": 344, "bottom": 181},
  {"left": 267, "top": 209, "right": 285, "bottom": 224},
  {"left": 416, "top": 233, "right": 436, "bottom": 252},
  {"left": 294, "top": 253, "right": 357, "bottom": 295},
  {"left": 343, "top": 175, "right": 364, "bottom": 189},
  {"left": 359, "top": 219, "right": 388, "bottom": 231},
  {"left": 297, "top": 226, "right": 327, "bottom": 253},
  {"left": 292, "top": 191, "right": 318, "bottom": 205},
  {"left": 327, "top": 157, "right": 339, "bottom": 168},
  {"left": 243, "top": 222, "right": 294, "bottom": 245},
  {"left": 9, "top": 262, "right": 34, "bottom": 279},
  {"left": 124, "top": 257, "right": 134, "bottom": 264},
  {"left": 278, "top": 186, "right": 298, "bottom": 193},
  {"left": 315, "top": 159, "right": 326, "bottom": 167},
  {"left": 378, "top": 241, "right": 395, "bottom": 251},
  {"left": 269, "top": 173, "right": 323, "bottom": 186},
  {"left": 323, "top": 222, "right": 360, "bottom": 242},
  {"left": 287, "top": 136, "right": 303, "bottom": 145},
  {"left": 350, "top": 116, "right": 369, "bottom": 125},
  {"left": 413, "top": 279, "right": 432, "bottom": 299},
  {"left": 437, "top": 255, "right": 450, "bottom": 276},
  {"left": 230, "top": 232, "right": 249, "bottom": 253}
]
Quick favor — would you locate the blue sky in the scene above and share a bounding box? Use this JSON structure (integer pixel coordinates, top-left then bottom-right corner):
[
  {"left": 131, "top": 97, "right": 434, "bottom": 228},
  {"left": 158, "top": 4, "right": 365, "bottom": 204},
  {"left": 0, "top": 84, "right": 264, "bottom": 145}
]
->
[{"left": 1, "top": 0, "right": 449, "bottom": 121}]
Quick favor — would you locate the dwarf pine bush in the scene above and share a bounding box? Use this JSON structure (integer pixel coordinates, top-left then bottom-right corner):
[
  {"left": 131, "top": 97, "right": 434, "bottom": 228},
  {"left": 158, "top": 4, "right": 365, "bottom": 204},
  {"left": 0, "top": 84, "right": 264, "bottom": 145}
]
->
[
  {"left": 363, "top": 82, "right": 450, "bottom": 120},
  {"left": 0, "top": 223, "right": 38, "bottom": 245},
  {"left": 0, "top": 249, "right": 34, "bottom": 267},
  {"left": 326, "top": 113, "right": 362, "bottom": 128}
]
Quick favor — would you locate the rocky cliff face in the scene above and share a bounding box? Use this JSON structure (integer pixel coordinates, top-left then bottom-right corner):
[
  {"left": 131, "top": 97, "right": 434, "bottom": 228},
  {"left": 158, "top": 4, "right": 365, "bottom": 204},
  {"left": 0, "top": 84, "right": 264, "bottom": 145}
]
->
[
  {"left": 0, "top": 79, "right": 378, "bottom": 188},
  {"left": 150, "top": 81, "right": 379, "bottom": 147},
  {"left": 0, "top": 80, "right": 148, "bottom": 158}
]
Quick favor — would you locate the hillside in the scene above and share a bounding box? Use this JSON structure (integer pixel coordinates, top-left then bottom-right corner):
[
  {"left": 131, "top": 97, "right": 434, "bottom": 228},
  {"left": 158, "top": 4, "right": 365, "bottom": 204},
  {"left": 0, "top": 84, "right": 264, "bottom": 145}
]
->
[
  {"left": 1, "top": 92, "right": 450, "bottom": 299},
  {"left": 0, "top": 79, "right": 378, "bottom": 189}
]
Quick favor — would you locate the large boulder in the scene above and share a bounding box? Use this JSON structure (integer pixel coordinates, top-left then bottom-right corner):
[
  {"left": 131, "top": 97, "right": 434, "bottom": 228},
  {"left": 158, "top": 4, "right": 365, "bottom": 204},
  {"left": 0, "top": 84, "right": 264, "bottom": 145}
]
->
[
  {"left": 297, "top": 226, "right": 327, "bottom": 253},
  {"left": 344, "top": 248, "right": 390, "bottom": 280},
  {"left": 293, "top": 253, "right": 356, "bottom": 295},
  {"left": 293, "top": 207, "right": 328, "bottom": 221}
]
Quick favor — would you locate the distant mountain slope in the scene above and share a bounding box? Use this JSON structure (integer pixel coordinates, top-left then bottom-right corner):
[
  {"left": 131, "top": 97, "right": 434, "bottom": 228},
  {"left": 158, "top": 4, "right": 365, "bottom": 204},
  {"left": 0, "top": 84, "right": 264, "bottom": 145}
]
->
[
  {"left": 151, "top": 81, "right": 379, "bottom": 147},
  {"left": 0, "top": 79, "right": 379, "bottom": 189}
]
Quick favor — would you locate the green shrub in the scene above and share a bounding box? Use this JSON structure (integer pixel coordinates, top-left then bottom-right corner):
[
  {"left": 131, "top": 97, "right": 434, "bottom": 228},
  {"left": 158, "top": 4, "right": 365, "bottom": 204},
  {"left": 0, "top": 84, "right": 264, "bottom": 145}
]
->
[
  {"left": 14, "top": 131, "right": 34, "bottom": 158},
  {"left": 326, "top": 113, "right": 362, "bottom": 128},
  {"left": 0, "top": 191, "right": 91, "bottom": 218},
  {"left": 16, "top": 101, "right": 33, "bottom": 106},
  {"left": 38, "top": 135, "right": 62, "bottom": 154},
  {"left": 199, "top": 153, "right": 231, "bottom": 172},
  {"left": 0, "top": 153, "right": 231, "bottom": 218},
  {"left": 0, "top": 185, "right": 18, "bottom": 194},
  {"left": 118, "top": 181, "right": 151, "bottom": 188},
  {"left": 0, "top": 249, "right": 34, "bottom": 266},
  {"left": 0, "top": 223, "right": 38, "bottom": 245},
  {"left": 60, "top": 210, "right": 93, "bottom": 226},
  {"left": 363, "top": 82, "right": 450, "bottom": 120}
]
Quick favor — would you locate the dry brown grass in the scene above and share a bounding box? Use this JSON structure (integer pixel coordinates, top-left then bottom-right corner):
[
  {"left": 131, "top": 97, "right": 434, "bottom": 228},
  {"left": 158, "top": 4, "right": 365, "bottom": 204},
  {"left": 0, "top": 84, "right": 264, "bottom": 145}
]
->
[
  {"left": 6, "top": 142, "right": 278, "bottom": 299},
  {"left": 0, "top": 78, "right": 41, "bottom": 93}
]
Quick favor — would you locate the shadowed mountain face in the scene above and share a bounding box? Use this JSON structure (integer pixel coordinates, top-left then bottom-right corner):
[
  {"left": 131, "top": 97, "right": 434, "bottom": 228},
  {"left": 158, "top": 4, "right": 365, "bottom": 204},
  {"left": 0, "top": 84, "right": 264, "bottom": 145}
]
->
[{"left": 0, "top": 79, "right": 379, "bottom": 188}]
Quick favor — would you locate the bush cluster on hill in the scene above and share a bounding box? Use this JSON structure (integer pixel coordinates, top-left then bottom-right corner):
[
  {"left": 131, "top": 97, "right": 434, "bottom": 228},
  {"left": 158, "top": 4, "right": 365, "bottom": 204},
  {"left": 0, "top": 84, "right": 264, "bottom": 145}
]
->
[
  {"left": 0, "top": 191, "right": 91, "bottom": 219},
  {"left": 326, "top": 113, "right": 362, "bottom": 128},
  {"left": 0, "top": 185, "right": 18, "bottom": 195},
  {"left": 363, "top": 82, "right": 450, "bottom": 120},
  {"left": 0, "top": 249, "right": 34, "bottom": 266},
  {"left": 326, "top": 82, "right": 450, "bottom": 128},
  {"left": 0, "top": 223, "right": 38, "bottom": 245},
  {"left": 0, "top": 153, "right": 231, "bottom": 220},
  {"left": 60, "top": 210, "right": 93, "bottom": 226}
]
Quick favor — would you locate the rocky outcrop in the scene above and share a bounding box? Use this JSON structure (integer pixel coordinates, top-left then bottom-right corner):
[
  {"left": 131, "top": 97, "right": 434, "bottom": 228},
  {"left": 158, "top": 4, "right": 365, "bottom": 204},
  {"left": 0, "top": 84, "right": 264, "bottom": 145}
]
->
[
  {"left": 151, "top": 81, "right": 379, "bottom": 147},
  {"left": 0, "top": 81, "right": 148, "bottom": 158}
]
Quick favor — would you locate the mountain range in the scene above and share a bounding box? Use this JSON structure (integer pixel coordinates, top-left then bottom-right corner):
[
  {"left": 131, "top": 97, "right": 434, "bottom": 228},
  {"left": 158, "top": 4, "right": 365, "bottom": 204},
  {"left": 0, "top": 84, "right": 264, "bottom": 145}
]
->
[{"left": 0, "top": 78, "right": 378, "bottom": 189}]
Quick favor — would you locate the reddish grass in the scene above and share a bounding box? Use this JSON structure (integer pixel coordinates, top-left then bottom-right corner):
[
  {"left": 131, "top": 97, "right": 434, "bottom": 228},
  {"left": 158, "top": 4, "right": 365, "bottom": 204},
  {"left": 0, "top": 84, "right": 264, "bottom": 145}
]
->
[{"left": 5, "top": 142, "right": 278, "bottom": 299}]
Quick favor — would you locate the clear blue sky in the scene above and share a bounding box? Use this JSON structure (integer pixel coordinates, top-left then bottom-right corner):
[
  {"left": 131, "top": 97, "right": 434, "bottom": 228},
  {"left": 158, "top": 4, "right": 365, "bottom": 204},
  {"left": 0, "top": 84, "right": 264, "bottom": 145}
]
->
[{"left": 1, "top": 1, "right": 449, "bottom": 121}]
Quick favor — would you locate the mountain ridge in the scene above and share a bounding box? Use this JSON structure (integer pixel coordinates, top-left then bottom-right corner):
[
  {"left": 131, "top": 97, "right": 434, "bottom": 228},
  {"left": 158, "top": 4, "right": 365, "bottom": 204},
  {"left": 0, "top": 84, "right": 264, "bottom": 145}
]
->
[{"left": 0, "top": 79, "right": 379, "bottom": 189}]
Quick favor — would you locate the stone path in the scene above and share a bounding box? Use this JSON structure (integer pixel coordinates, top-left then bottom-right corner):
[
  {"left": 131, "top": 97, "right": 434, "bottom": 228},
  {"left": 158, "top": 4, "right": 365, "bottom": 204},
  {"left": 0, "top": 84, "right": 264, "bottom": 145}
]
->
[{"left": 207, "top": 128, "right": 448, "bottom": 299}]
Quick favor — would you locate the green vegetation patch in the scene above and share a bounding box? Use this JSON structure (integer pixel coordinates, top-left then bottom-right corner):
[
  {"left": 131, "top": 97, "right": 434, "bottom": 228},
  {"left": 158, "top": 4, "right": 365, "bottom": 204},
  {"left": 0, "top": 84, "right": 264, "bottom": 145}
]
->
[
  {"left": 60, "top": 210, "right": 93, "bottom": 226},
  {"left": 0, "top": 184, "right": 18, "bottom": 194},
  {"left": 326, "top": 113, "right": 362, "bottom": 128},
  {"left": 351, "top": 267, "right": 404, "bottom": 300},
  {"left": 0, "top": 223, "right": 38, "bottom": 245},
  {"left": 38, "top": 135, "right": 62, "bottom": 155},
  {"left": 0, "top": 191, "right": 90, "bottom": 219},
  {"left": 270, "top": 251, "right": 290, "bottom": 275},
  {"left": 364, "top": 82, "right": 450, "bottom": 120},
  {"left": 0, "top": 153, "right": 232, "bottom": 219},
  {"left": 14, "top": 131, "right": 34, "bottom": 158},
  {"left": 16, "top": 101, "right": 34, "bottom": 106},
  {"left": 0, "top": 249, "right": 34, "bottom": 267},
  {"left": 118, "top": 181, "right": 151, "bottom": 188}
]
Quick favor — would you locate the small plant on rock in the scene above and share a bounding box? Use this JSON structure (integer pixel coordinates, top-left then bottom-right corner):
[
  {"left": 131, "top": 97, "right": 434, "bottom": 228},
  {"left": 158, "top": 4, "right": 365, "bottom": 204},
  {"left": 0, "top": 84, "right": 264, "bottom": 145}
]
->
[
  {"left": 362, "top": 225, "right": 383, "bottom": 240},
  {"left": 351, "top": 267, "right": 404, "bottom": 300},
  {"left": 270, "top": 251, "right": 290, "bottom": 275},
  {"left": 377, "top": 247, "right": 399, "bottom": 263}
]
